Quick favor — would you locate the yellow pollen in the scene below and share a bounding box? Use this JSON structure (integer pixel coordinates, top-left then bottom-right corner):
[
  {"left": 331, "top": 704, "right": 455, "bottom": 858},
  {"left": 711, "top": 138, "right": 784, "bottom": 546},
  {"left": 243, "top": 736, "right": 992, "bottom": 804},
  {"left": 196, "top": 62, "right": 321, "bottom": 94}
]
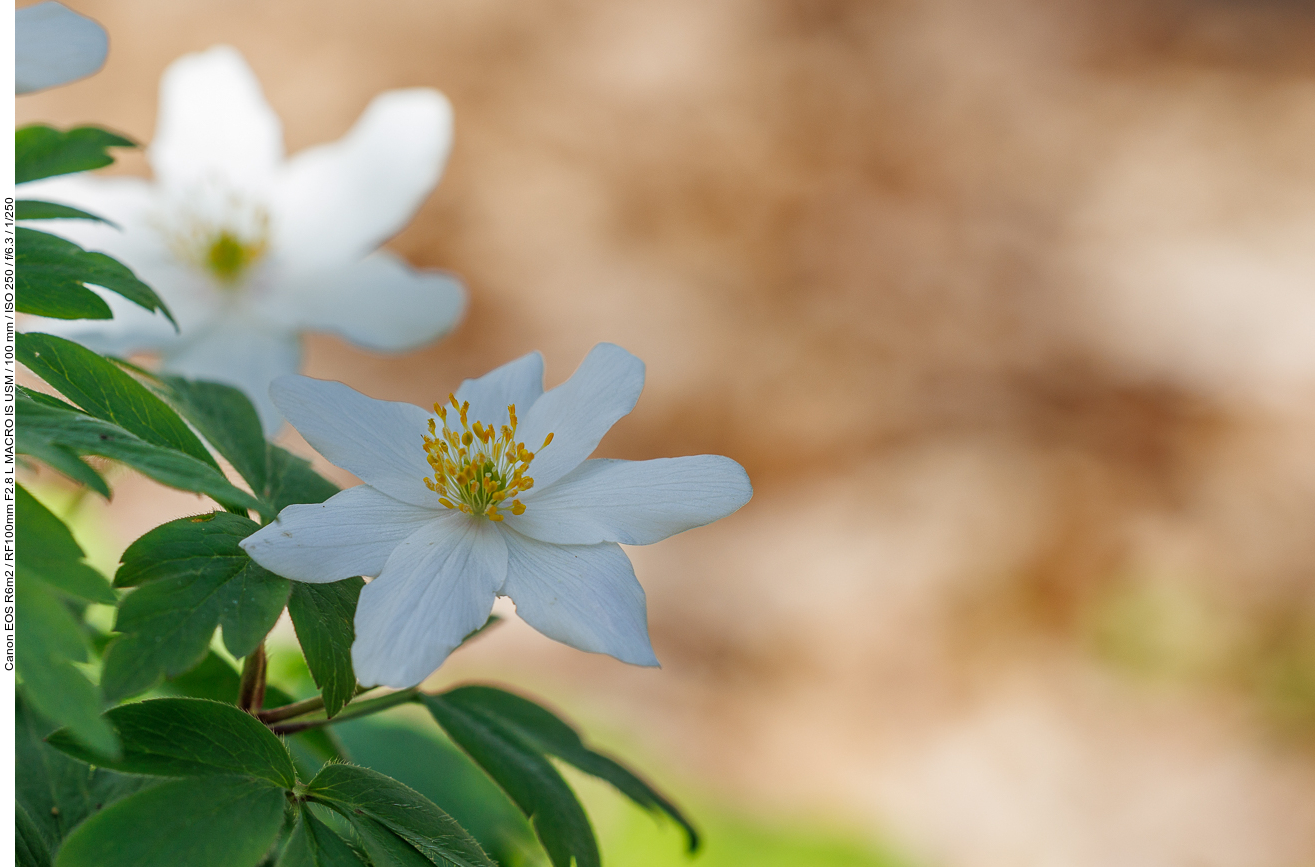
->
[{"left": 421, "top": 400, "right": 553, "bottom": 520}]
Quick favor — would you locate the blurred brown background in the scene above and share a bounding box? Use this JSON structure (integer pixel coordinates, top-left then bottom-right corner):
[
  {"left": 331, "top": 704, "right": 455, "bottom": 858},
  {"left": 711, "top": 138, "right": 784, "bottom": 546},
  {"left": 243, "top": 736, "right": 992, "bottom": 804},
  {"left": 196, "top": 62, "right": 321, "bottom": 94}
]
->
[{"left": 20, "top": 0, "right": 1315, "bottom": 864}]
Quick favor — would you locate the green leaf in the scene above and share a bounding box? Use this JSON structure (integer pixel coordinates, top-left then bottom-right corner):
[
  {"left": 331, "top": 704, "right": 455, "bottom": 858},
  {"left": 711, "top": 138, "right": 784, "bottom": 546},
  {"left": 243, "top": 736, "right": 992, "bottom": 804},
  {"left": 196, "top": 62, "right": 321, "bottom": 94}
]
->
[
  {"left": 306, "top": 764, "right": 496, "bottom": 867},
  {"left": 54, "top": 775, "right": 286, "bottom": 867},
  {"left": 47, "top": 698, "right": 298, "bottom": 788},
  {"left": 443, "top": 686, "right": 698, "bottom": 850},
  {"left": 156, "top": 376, "right": 268, "bottom": 493},
  {"left": 18, "top": 333, "right": 209, "bottom": 462},
  {"left": 17, "top": 229, "right": 174, "bottom": 324},
  {"left": 16, "top": 694, "right": 155, "bottom": 850},
  {"left": 16, "top": 575, "right": 118, "bottom": 759},
  {"left": 161, "top": 652, "right": 350, "bottom": 781},
  {"left": 278, "top": 811, "right": 369, "bottom": 867},
  {"left": 421, "top": 695, "right": 597, "bottom": 867},
  {"left": 288, "top": 579, "right": 362, "bottom": 718},
  {"left": 333, "top": 716, "right": 538, "bottom": 867},
  {"left": 16, "top": 125, "right": 135, "bottom": 184},
  {"left": 101, "top": 513, "right": 289, "bottom": 701},
  {"left": 16, "top": 485, "right": 114, "bottom": 604},
  {"left": 17, "top": 200, "right": 114, "bottom": 224},
  {"left": 18, "top": 394, "right": 265, "bottom": 515},
  {"left": 265, "top": 445, "right": 340, "bottom": 512},
  {"left": 17, "top": 803, "right": 53, "bottom": 867},
  {"left": 16, "top": 435, "right": 109, "bottom": 497},
  {"left": 349, "top": 815, "right": 434, "bottom": 867}
]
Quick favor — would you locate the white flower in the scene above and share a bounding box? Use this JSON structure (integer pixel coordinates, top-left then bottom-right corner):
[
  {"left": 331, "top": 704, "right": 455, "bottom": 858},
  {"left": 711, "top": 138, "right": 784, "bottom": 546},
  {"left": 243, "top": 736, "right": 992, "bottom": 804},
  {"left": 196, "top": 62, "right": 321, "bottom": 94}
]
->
[
  {"left": 24, "top": 46, "right": 465, "bottom": 430},
  {"left": 17, "top": 2, "right": 107, "bottom": 94},
  {"left": 241, "top": 344, "right": 753, "bottom": 688}
]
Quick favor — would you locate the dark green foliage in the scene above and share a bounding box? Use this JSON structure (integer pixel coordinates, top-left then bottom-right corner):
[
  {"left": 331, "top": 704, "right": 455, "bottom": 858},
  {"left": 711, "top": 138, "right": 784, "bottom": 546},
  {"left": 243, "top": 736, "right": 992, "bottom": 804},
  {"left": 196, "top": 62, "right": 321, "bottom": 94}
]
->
[
  {"left": 17, "top": 392, "right": 264, "bottom": 513},
  {"left": 15, "top": 573, "right": 116, "bottom": 758},
  {"left": 101, "top": 513, "right": 289, "bottom": 701},
  {"left": 18, "top": 333, "right": 212, "bottom": 467},
  {"left": 334, "top": 716, "right": 539, "bottom": 866},
  {"left": 16, "top": 485, "right": 113, "bottom": 604},
  {"left": 446, "top": 686, "right": 698, "bottom": 851},
  {"left": 47, "top": 698, "right": 298, "bottom": 788},
  {"left": 15, "top": 124, "right": 134, "bottom": 183},
  {"left": 16, "top": 200, "right": 112, "bottom": 223},
  {"left": 265, "top": 444, "right": 341, "bottom": 512},
  {"left": 17, "top": 803, "right": 53, "bottom": 867},
  {"left": 288, "top": 579, "right": 362, "bottom": 718},
  {"left": 156, "top": 376, "right": 269, "bottom": 493},
  {"left": 422, "top": 694, "right": 598, "bottom": 867},
  {"left": 305, "top": 764, "right": 497, "bottom": 867},
  {"left": 277, "top": 811, "right": 368, "bottom": 867},
  {"left": 15, "top": 695, "right": 154, "bottom": 853},
  {"left": 16, "top": 229, "right": 173, "bottom": 323},
  {"left": 53, "top": 775, "right": 287, "bottom": 867}
]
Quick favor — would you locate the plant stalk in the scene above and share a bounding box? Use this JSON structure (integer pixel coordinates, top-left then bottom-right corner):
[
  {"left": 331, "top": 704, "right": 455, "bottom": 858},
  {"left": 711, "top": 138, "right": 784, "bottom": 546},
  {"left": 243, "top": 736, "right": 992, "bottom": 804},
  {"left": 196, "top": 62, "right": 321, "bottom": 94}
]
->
[
  {"left": 256, "top": 684, "right": 372, "bottom": 724},
  {"left": 237, "top": 643, "right": 267, "bottom": 712},
  {"left": 269, "top": 687, "right": 419, "bottom": 735}
]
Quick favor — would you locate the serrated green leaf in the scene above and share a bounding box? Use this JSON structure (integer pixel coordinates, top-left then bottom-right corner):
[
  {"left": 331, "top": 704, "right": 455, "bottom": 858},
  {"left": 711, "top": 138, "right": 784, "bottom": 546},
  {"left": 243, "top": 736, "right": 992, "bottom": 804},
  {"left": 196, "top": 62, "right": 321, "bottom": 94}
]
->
[
  {"left": 161, "top": 652, "right": 350, "bottom": 781},
  {"left": 16, "top": 574, "right": 118, "bottom": 759},
  {"left": 16, "top": 485, "right": 114, "bottom": 604},
  {"left": 422, "top": 694, "right": 598, "bottom": 867},
  {"left": 349, "top": 815, "right": 434, "bottom": 867},
  {"left": 100, "top": 514, "right": 289, "bottom": 701},
  {"left": 288, "top": 579, "right": 362, "bottom": 718},
  {"left": 306, "top": 764, "right": 496, "bottom": 867},
  {"left": 278, "top": 811, "right": 369, "bottom": 867},
  {"left": 265, "top": 445, "right": 340, "bottom": 512},
  {"left": 156, "top": 376, "right": 268, "bottom": 493},
  {"left": 17, "top": 803, "right": 53, "bottom": 867},
  {"left": 54, "top": 775, "right": 286, "bottom": 867},
  {"left": 16, "top": 125, "right": 134, "bottom": 184},
  {"left": 17, "top": 229, "right": 173, "bottom": 324},
  {"left": 47, "top": 698, "right": 297, "bottom": 788},
  {"left": 16, "top": 435, "right": 109, "bottom": 497},
  {"left": 18, "top": 333, "right": 212, "bottom": 464},
  {"left": 16, "top": 200, "right": 113, "bottom": 224},
  {"left": 443, "top": 686, "right": 698, "bottom": 850},
  {"left": 18, "top": 394, "right": 265, "bottom": 515},
  {"left": 334, "top": 717, "right": 538, "bottom": 867},
  {"left": 16, "top": 695, "right": 155, "bottom": 850}
]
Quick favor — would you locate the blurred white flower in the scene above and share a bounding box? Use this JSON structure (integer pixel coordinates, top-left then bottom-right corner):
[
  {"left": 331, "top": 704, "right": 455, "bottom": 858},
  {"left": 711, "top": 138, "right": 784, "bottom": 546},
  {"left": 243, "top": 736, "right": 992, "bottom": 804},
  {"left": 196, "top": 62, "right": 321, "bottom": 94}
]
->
[
  {"left": 242, "top": 344, "right": 753, "bottom": 688},
  {"left": 25, "top": 46, "right": 465, "bottom": 429},
  {"left": 17, "top": 2, "right": 108, "bottom": 94}
]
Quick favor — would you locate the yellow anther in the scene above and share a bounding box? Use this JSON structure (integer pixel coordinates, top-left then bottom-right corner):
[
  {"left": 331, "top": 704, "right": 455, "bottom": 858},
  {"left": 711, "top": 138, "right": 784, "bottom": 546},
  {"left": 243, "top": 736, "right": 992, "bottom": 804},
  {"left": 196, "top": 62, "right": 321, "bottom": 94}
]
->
[
  {"left": 462, "top": 431, "right": 473, "bottom": 446},
  {"left": 421, "top": 398, "right": 544, "bottom": 521},
  {"left": 511, "top": 500, "right": 526, "bottom": 515},
  {"left": 542, "top": 432, "right": 554, "bottom": 448}
]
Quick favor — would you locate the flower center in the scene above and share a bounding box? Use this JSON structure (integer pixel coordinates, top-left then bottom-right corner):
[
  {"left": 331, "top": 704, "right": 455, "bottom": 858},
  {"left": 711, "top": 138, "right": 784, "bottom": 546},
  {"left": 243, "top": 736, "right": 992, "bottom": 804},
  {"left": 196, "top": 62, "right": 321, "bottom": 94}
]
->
[
  {"left": 422, "top": 394, "right": 553, "bottom": 521},
  {"left": 204, "top": 230, "right": 266, "bottom": 283}
]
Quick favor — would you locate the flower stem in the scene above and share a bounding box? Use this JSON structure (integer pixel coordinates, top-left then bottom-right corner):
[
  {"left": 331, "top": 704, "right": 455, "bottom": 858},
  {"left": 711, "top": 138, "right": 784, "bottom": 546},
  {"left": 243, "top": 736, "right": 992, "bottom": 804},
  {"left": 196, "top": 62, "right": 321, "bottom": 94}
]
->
[
  {"left": 237, "top": 643, "right": 267, "bottom": 712},
  {"left": 269, "top": 687, "right": 419, "bottom": 735},
  {"left": 256, "top": 684, "right": 372, "bottom": 724}
]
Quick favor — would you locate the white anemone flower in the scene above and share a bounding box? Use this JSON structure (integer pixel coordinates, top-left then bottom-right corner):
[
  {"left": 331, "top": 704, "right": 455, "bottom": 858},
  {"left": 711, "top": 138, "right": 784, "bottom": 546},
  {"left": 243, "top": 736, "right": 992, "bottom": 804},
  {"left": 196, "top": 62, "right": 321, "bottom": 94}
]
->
[
  {"left": 23, "top": 46, "right": 465, "bottom": 430},
  {"left": 241, "top": 344, "right": 753, "bottom": 688},
  {"left": 17, "top": 2, "right": 108, "bottom": 94}
]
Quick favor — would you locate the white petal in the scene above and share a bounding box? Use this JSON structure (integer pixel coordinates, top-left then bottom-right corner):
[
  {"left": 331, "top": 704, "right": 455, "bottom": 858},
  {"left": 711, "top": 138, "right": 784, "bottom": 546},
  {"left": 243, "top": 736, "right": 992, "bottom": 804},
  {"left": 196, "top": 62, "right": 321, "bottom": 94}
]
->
[
  {"left": 508, "top": 456, "right": 752, "bottom": 545},
  {"left": 16, "top": 2, "right": 107, "bottom": 94},
  {"left": 242, "top": 485, "right": 438, "bottom": 582},
  {"left": 274, "top": 251, "right": 464, "bottom": 352},
  {"left": 453, "top": 351, "right": 544, "bottom": 430},
  {"left": 162, "top": 320, "right": 301, "bottom": 434},
  {"left": 352, "top": 513, "right": 507, "bottom": 688},
  {"left": 518, "top": 343, "right": 645, "bottom": 490},
  {"left": 149, "top": 46, "right": 283, "bottom": 193},
  {"left": 501, "top": 530, "right": 658, "bottom": 667},
  {"left": 269, "top": 375, "right": 435, "bottom": 506},
  {"left": 270, "top": 89, "right": 453, "bottom": 271}
]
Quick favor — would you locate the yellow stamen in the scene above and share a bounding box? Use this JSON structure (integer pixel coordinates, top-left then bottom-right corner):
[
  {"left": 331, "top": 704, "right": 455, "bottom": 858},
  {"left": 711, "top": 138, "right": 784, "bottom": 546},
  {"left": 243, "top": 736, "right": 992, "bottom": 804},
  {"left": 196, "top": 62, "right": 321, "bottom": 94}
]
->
[{"left": 420, "top": 399, "right": 554, "bottom": 520}]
